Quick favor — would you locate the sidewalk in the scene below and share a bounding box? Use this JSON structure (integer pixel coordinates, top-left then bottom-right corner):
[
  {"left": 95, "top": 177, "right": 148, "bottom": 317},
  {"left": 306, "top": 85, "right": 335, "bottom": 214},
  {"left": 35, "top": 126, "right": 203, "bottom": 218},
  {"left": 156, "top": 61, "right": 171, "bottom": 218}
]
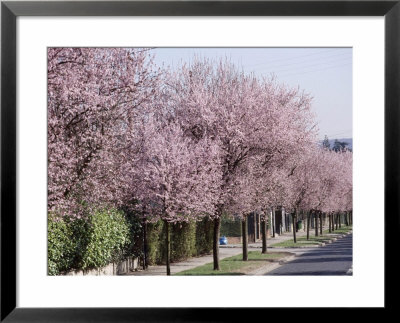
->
[{"left": 123, "top": 225, "right": 350, "bottom": 276}]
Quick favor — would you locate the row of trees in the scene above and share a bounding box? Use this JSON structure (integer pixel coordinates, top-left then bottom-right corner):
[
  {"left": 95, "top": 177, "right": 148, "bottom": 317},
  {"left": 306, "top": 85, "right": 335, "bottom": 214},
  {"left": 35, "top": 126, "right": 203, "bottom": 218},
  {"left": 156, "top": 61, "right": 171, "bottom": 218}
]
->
[
  {"left": 48, "top": 48, "right": 352, "bottom": 275},
  {"left": 322, "top": 135, "right": 352, "bottom": 152}
]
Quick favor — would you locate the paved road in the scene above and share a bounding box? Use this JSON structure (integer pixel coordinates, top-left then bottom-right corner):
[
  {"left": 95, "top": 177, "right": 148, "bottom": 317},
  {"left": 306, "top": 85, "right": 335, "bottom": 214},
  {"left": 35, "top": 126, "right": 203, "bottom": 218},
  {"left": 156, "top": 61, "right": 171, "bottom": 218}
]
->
[{"left": 266, "top": 233, "right": 353, "bottom": 276}]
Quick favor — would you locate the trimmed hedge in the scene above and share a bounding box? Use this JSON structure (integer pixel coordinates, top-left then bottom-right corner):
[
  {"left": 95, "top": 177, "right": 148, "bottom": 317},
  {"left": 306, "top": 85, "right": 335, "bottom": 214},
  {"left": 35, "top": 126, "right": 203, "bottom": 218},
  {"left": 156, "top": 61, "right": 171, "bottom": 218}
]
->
[
  {"left": 145, "top": 217, "right": 213, "bottom": 265},
  {"left": 220, "top": 214, "right": 241, "bottom": 237},
  {"left": 47, "top": 214, "right": 76, "bottom": 275},
  {"left": 48, "top": 208, "right": 135, "bottom": 275},
  {"left": 195, "top": 217, "right": 213, "bottom": 255},
  {"left": 75, "top": 209, "right": 131, "bottom": 270},
  {"left": 48, "top": 208, "right": 214, "bottom": 274}
]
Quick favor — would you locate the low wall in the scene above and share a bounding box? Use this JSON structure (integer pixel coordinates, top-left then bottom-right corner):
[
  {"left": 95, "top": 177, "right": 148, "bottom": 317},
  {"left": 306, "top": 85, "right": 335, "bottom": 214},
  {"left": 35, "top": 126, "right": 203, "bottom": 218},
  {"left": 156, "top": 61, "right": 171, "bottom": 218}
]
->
[
  {"left": 226, "top": 236, "right": 241, "bottom": 244},
  {"left": 226, "top": 231, "right": 271, "bottom": 245},
  {"left": 65, "top": 257, "right": 139, "bottom": 276}
]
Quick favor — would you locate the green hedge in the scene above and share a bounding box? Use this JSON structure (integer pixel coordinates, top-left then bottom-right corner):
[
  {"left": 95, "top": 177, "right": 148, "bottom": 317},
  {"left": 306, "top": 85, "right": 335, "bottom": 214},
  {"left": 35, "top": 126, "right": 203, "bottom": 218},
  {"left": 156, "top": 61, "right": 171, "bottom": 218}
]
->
[
  {"left": 220, "top": 215, "right": 241, "bottom": 237},
  {"left": 75, "top": 209, "right": 131, "bottom": 270},
  {"left": 146, "top": 217, "right": 213, "bottom": 265},
  {"left": 48, "top": 209, "right": 214, "bottom": 274},
  {"left": 47, "top": 214, "right": 76, "bottom": 275},
  {"left": 195, "top": 217, "right": 213, "bottom": 255},
  {"left": 48, "top": 208, "right": 135, "bottom": 275}
]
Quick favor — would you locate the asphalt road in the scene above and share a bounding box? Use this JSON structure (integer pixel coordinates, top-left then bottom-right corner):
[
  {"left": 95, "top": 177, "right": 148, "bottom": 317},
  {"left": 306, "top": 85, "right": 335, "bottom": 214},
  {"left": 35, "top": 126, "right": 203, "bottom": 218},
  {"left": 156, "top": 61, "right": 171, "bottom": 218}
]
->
[{"left": 266, "top": 233, "right": 353, "bottom": 276}]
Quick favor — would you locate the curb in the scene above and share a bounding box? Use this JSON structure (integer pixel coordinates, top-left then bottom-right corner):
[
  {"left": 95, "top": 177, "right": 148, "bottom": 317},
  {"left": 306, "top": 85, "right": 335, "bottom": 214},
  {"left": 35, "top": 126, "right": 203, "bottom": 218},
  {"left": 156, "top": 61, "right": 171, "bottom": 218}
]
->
[
  {"left": 278, "top": 254, "right": 297, "bottom": 265},
  {"left": 270, "top": 243, "right": 324, "bottom": 249},
  {"left": 346, "top": 266, "right": 353, "bottom": 275},
  {"left": 247, "top": 253, "right": 296, "bottom": 275}
]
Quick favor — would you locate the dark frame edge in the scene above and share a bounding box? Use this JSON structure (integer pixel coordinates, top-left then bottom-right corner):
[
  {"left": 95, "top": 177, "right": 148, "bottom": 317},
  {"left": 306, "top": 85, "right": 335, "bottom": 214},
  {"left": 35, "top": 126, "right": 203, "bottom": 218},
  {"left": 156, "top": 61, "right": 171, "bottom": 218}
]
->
[
  {"left": 2, "top": 1, "right": 399, "bottom": 16},
  {"left": 384, "top": 0, "right": 400, "bottom": 312},
  {"left": 1, "top": 2, "right": 17, "bottom": 322}
]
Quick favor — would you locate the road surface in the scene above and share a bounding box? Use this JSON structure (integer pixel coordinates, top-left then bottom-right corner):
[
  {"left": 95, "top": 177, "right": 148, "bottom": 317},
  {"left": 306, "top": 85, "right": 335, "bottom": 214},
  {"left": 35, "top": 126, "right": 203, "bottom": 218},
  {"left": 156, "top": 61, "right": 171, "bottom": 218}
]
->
[{"left": 266, "top": 233, "right": 353, "bottom": 275}]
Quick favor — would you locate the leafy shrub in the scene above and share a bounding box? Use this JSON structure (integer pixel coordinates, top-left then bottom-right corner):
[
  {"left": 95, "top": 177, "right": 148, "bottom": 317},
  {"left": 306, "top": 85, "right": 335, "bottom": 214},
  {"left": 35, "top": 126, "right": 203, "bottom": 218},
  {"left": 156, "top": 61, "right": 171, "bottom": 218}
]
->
[
  {"left": 76, "top": 208, "right": 131, "bottom": 270},
  {"left": 48, "top": 207, "right": 214, "bottom": 273},
  {"left": 146, "top": 220, "right": 164, "bottom": 265},
  {"left": 220, "top": 214, "right": 241, "bottom": 237},
  {"left": 48, "top": 208, "right": 133, "bottom": 274},
  {"left": 122, "top": 210, "right": 144, "bottom": 260},
  {"left": 195, "top": 217, "right": 213, "bottom": 255},
  {"left": 146, "top": 217, "right": 213, "bottom": 265},
  {"left": 171, "top": 221, "right": 197, "bottom": 261},
  {"left": 47, "top": 214, "right": 75, "bottom": 275}
]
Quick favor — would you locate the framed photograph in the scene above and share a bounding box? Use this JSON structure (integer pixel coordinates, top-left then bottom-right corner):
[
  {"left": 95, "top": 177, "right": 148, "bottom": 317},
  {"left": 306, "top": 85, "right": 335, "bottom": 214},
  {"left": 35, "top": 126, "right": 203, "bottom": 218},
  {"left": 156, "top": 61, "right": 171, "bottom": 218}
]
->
[{"left": 1, "top": 0, "right": 397, "bottom": 321}]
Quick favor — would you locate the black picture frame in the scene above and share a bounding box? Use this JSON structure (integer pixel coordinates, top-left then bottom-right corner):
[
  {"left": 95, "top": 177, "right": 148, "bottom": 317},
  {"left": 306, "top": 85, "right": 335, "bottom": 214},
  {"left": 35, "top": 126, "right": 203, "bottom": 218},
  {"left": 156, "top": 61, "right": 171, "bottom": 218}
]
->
[{"left": 1, "top": 1, "right": 398, "bottom": 321}]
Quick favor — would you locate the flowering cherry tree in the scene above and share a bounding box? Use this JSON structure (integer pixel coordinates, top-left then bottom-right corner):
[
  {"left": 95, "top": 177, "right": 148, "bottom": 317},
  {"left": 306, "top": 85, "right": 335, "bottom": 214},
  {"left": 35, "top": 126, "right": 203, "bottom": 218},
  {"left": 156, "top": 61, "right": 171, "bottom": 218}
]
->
[
  {"left": 283, "top": 147, "right": 353, "bottom": 240},
  {"left": 48, "top": 48, "right": 159, "bottom": 217},
  {"left": 132, "top": 106, "right": 222, "bottom": 274},
  {"left": 166, "top": 58, "right": 317, "bottom": 269}
]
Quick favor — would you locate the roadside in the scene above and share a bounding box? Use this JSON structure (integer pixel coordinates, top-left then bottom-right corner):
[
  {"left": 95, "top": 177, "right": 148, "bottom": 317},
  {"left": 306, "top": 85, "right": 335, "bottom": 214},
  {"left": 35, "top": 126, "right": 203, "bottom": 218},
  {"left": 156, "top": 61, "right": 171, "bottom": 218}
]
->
[
  {"left": 123, "top": 225, "right": 352, "bottom": 276},
  {"left": 175, "top": 251, "right": 295, "bottom": 275},
  {"left": 220, "top": 225, "right": 352, "bottom": 249}
]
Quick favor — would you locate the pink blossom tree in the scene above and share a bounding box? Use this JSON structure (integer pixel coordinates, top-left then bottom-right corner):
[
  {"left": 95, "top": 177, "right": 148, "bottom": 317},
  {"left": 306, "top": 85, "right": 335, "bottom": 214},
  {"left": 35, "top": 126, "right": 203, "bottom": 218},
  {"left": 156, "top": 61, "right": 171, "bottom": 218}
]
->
[
  {"left": 47, "top": 48, "right": 159, "bottom": 217},
  {"left": 318, "top": 149, "right": 353, "bottom": 231},
  {"left": 282, "top": 146, "right": 326, "bottom": 241},
  {"left": 132, "top": 104, "right": 222, "bottom": 274},
  {"left": 166, "top": 58, "right": 317, "bottom": 269},
  {"left": 285, "top": 147, "right": 353, "bottom": 239}
]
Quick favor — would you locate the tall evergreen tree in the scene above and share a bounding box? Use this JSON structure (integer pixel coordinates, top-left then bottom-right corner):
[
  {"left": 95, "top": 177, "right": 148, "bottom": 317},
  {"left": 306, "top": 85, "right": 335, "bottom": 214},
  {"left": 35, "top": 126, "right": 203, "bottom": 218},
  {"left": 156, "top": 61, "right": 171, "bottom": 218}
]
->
[
  {"left": 332, "top": 139, "right": 349, "bottom": 152},
  {"left": 322, "top": 135, "right": 331, "bottom": 150}
]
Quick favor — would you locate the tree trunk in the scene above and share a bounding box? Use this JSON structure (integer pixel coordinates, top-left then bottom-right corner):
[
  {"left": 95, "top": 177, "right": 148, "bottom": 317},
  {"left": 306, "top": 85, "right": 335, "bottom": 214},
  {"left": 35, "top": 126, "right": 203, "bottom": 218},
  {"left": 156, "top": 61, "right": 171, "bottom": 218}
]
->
[
  {"left": 334, "top": 213, "right": 336, "bottom": 230},
  {"left": 261, "top": 213, "right": 267, "bottom": 254},
  {"left": 319, "top": 212, "right": 323, "bottom": 235},
  {"left": 339, "top": 213, "right": 342, "bottom": 228},
  {"left": 328, "top": 213, "right": 331, "bottom": 231},
  {"left": 335, "top": 213, "right": 338, "bottom": 230},
  {"left": 213, "top": 216, "right": 221, "bottom": 270},
  {"left": 242, "top": 215, "right": 248, "bottom": 261},
  {"left": 315, "top": 211, "right": 319, "bottom": 236},
  {"left": 345, "top": 212, "right": 349, "bottom": 226},
  {"left": 307, "top": 212, "right": 310, "bottom": 240},
  {"left": 292, "top": 211, "right": 297, "bottom": 243},
  {"left": 143, "top": 218, "right": 148, "bottom": 270},
  {"left": 164, "top": 220, "right": 171, "bottom": 276},
  {"left": 272, "top": 207, "right": 275, "bottom": 238}
]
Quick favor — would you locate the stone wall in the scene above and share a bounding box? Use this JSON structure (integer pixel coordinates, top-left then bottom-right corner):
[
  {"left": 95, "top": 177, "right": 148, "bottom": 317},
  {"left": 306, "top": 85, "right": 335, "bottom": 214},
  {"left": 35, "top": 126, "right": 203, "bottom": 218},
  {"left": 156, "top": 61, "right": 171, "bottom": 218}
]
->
[
  {"left": 225, "top": 236, "right": 241, "bottom": 244},
  {"left": 65, "top": 257, "right": 139, "bottom": 276}
]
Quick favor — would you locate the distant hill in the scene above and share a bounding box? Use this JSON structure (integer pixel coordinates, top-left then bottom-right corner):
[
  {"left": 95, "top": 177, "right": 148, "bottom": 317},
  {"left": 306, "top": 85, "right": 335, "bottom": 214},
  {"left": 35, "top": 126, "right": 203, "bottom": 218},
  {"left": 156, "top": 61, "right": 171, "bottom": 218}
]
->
[{"left": 320, "top": 138, "right": 353, "bottom": 151}]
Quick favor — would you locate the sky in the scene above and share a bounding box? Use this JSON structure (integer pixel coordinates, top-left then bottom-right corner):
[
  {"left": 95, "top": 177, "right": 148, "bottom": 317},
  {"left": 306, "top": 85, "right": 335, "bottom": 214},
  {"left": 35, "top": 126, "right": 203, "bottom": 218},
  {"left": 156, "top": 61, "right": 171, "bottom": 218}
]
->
[{"left": 150, "top": 48, "right": 352, "bottom": 141}]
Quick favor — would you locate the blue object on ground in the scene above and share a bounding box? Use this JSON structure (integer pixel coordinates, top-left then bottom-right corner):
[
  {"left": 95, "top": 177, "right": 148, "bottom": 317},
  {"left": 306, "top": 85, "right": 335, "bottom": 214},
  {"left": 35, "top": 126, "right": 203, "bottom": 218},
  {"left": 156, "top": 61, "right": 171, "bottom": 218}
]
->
[{"left": 219, "top": 236, "right": 228, "bottom": 245}]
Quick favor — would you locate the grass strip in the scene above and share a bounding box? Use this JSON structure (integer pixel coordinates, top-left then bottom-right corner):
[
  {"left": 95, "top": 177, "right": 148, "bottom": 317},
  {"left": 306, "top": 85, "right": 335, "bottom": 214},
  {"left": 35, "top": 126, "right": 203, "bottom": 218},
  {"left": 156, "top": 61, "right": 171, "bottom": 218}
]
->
[
  {"left": 271, "top": 226, "right": 352, "bottom": 248},
  {"left": 174, "top": 251, "right": 290, "bottom": 275},
  {"left": 271, "top": 235, "right": 333, "bottom": 248},
  {"left": 323, "top": 225, "right": 352, "bottom": 235}
]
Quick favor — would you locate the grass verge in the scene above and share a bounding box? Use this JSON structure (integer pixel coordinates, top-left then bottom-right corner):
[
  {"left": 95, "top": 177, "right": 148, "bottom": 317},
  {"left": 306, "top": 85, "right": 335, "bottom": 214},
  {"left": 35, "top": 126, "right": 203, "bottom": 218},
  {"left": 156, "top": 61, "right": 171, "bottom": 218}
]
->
[
  {"left": 271, "top": 225, "right": 352, "bottom": 248},
  {"left": 174, "top": 251, "right": 291, "bottom": 275},
  {"left": 271, "top": 235, "right": 332, "bottom": 248},
  {"left": 323, "top": 225, "right": 352, "bottom": 235}
]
